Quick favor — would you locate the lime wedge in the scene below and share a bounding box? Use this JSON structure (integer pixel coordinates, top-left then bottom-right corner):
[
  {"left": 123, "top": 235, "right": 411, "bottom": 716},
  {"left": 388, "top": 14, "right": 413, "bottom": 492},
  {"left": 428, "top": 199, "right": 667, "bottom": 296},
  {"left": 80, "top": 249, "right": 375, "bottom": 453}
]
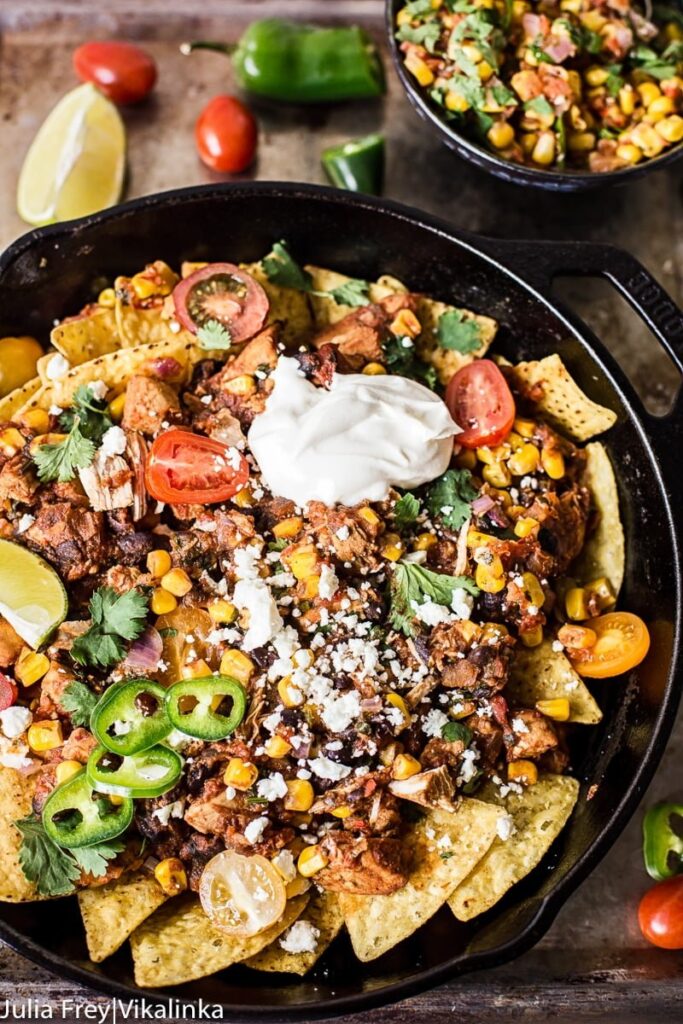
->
[
  {"left": 17, "top": 83, "right": 125, "bottom": 227},
  {"left": 0, "top": 539, "right": 67, "bottom": 648}
]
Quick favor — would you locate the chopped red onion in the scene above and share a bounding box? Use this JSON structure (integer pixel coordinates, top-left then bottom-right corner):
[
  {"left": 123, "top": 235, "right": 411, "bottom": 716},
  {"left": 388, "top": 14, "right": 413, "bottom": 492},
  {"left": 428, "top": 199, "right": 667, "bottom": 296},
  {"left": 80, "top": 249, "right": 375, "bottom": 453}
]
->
[
  {"left": 144, "top": 357, "right": 183, "bottom": 380},
  {"left": 471, "top": 495, "right": 495, "bottom": 515},
  {"left": 361, "top": 696, "right": 383, "bottom": 713},
  {"left": 126, "top": 626, "right": 163, "bottom": 672}
]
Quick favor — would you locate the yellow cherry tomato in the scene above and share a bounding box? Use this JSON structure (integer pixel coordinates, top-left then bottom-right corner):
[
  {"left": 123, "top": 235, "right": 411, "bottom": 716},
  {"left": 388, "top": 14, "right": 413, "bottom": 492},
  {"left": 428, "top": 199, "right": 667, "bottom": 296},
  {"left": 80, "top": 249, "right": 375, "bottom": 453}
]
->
[
  {"left": 571, "top": 611, "right": 651, "bottom": 679},
  {"left": 199, "top": 849, "right": 286, "bottom": 937},
  {"left": 0, "top": 337, "right": 42, "bottom": 397}
]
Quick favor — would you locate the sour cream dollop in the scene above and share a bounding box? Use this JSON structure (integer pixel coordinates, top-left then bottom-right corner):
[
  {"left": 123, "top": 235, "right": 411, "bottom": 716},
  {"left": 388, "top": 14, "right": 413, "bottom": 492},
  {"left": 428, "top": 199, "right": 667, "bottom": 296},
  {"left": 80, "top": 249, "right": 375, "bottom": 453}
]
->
[{"left": 248, "top": 357, "right": 460, "bottom": 506}]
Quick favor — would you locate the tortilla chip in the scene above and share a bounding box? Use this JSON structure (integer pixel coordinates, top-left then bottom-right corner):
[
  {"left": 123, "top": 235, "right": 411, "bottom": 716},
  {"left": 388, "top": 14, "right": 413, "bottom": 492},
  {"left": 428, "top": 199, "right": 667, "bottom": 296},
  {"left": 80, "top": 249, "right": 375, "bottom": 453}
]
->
[
  {"left": 575, "top": 441, "right": 625, "bottom": 595},
  {"left": 130, "top": 893, "right": 308, "bottom": 987},
  {"left": 243, "top": 262, "right": 313, "bottom": 347},
  {"left": 449, "top": 774, "right": 580, "bottom": 922},
  {"left": 416, "top": 298, "right": 497, "bottom": 385},
  {"left": 511, "top": 353, "right": 616, "bottom": 441},
  {"left": 0, "top": 768, "right": 41, "bottom": 902},
  {"left": 78, "top": 870, "right": 169, "bottom": 962},
  {"left": 0, "top": 378, "right": 42, "bottom": 423},
  {"left": 305, "top": 266, "right": 408, "bottom": 329},
  {"left": 51, "top": 308, "right": 120, "bottom": 364},
  {"left": 508, "top": 639, "right": 602, "bottom": 725},
  {"left": 339, "top": 799, "right": 500, "bottom": 962},
  {"left": 245, "top": 889, "right": 343, "bottom": 976}
]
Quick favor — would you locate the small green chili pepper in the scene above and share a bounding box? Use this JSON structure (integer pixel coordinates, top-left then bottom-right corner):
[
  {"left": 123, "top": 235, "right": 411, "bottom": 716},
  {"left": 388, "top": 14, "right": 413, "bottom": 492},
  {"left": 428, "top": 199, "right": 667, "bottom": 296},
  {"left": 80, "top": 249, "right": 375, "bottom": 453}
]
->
[
  {"left": 42, "top": 769, "right": 133, "bottom": 849},
  {"left": 181, "top": 19, "right": 385, "bottom": 103},
  {"left": 91, "top": 678, "right": 171, "bottom": 757},
  {"left": 165, "top": 675, "right": 247, "bottom": 741},
  {"left": 643, "top": 802, "right": 683, "bottom": 881},
  {"left": 321, "top": 133, "right": 385, "bottom": 195},
  {"left": 87, "top": 745, "right": 183, "bottom": 800}
]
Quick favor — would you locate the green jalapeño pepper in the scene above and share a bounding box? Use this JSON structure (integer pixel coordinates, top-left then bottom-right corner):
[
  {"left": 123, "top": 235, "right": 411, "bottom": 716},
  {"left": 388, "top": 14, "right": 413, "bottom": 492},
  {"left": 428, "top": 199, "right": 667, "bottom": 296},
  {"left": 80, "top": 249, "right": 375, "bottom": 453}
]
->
[
  {"left": 42, "top": 769, "right": 133, "bottom": 849},
  {"left": 643, "top": 802, "right": 683, "bottom": 881},
  {"left": 87, "top": 744, "right": 183, "bottom": 800},
  {"left": 182, "top": 19, "right": 385, "bottom": 103},
  {"left": 166, "top": 675, "right": 246, "bottom": 741},
  {"left": 322, "top": 133, "right": 385, "bottom": 195},
  {"left": 91, "top": 678, "right": 171, "bottom": 756}
]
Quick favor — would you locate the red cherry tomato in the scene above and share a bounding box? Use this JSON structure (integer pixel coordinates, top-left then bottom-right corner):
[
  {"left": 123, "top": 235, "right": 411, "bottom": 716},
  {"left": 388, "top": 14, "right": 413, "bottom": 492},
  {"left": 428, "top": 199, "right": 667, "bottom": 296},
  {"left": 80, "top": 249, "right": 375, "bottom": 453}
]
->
[
  {"left": 173, "top": 263, "right": 269, "bottom": 344},
  {"left": 145, "top": 429, "right": 250, "bottom": 505},
  {"left": 0, "top": 673, "right": 18, "bottom": 713},
  {"left": 195, "top": 96, "right": 258, "bottom": 174},
  {"left": 73, "top": 41, "right": 157, "bottom": 105},
  {"left": 445, "top": 359, "right": 516, "bottom": 449},
  {"left": 638, "top": 877, "right": 683, "bottom": 949}
]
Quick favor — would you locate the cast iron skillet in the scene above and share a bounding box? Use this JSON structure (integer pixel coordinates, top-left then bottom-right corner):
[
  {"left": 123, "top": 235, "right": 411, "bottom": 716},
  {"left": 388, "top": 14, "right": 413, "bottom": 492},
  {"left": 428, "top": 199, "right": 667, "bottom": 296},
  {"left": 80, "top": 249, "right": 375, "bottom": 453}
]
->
[
  {"left": 0, "top": 183, "right": 681, "bottom": 1020},
  {"left": 386, "top": 0, "right": 683, "bottom": 192}
]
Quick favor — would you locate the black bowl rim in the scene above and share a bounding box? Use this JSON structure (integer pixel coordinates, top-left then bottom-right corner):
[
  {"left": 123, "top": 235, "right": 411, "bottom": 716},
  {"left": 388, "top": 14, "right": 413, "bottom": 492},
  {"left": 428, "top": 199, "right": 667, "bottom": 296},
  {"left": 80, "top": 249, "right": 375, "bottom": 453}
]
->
[
  {"left": 384, "top": 0, "right": 683, "bottom": 192},
  {"left": 0, "top": 181, "right": 680, "bottom": 1020}
]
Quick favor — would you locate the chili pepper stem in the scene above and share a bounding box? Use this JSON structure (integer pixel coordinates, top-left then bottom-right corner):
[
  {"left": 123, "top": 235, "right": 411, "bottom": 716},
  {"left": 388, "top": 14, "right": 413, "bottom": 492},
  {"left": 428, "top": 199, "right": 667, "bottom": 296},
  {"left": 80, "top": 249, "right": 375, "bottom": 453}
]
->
[{"left": 180, "top": 41, "right": 236, "bottom": 58}]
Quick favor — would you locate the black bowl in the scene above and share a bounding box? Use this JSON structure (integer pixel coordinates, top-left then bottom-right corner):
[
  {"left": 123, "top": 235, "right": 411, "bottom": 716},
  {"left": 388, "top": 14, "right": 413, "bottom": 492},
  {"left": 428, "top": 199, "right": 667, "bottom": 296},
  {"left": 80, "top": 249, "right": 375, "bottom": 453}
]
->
[
  {"left": 0, "top": 183, "right": 681, "bottom": 1019},
  {"left": 386, "top": 0, "right": 683, "bottom": 192}
]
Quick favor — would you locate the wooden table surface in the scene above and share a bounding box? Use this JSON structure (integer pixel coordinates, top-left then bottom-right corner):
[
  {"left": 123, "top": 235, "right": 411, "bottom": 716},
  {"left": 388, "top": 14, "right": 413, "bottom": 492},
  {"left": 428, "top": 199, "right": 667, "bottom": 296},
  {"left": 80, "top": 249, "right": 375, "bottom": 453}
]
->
[{"left": 0, "top": 2, "right": 682, "bottom": 1021}]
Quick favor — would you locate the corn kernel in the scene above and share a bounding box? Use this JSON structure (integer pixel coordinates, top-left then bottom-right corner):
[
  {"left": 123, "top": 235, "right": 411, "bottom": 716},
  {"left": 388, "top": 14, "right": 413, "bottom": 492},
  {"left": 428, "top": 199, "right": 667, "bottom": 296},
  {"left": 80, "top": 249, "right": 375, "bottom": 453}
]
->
[
  {"left": 297, "top": 844, "right": 328, "bottom": 877},
  {"left": 445, "top": 90, "right": 470, "bottom": 112},
  {"left": 362, "top": 362, "right": 387, "bottom": 375},
  {"left": 514, "top": 516, "right": 538, "bottom": 539},
  {"left": 224, "top": 374, "right": 256, "bottom": 396},
  {"left": 273, "top": 516, "right": 303, "bottom": 540},
  {"left": 413, "top": 531, "right": 437, "bottom": 551},
  {"left": 520, "top": 625, "right": 543, "bottom": 647},
  {"left": 389, "top": 308, "right": 421, "bottom": 339},
  {"left": 391, "top": 753, "right": 422, "bottom": 780},
  {"left": 646, "top": 95, "right": 675, "bottom": 122},
  {"left": 665, "top": 19, "right": 683, "bottom": 41},
  {"left": 532, "top": 131, "right": 556, "bottom": 165},
  {"left": 233, "top": 486, "right": 254, "bottom": 508},
  {"left": 182, "top": 658, "right": 212, "bottom": 680},
  {"left": 302, "top": 574, "right": 320, "bottom": 599},
  {"left": 0, "top": 428, "right": 25, "bottom": 456},
  {"left": 566, "top": 587, "right": 589, "bottom": 621},
  {"left": 154, "top": 857, "right": 188, "bottom": 896},
  {"left": 616, "top": 143, "right": 643, "bottom": 164},
  {"left": 507, "top": 443, "right": 540, "bottom": 477},
  {"left": 331, "top": 805, "right": 353, "bottom": 819},
  {"left": 656, "top": 114, "right": 683, "bottom": 143},
  {"left": 637, "top": 82, "right": 662, "bottom": 107},
  {"left": 386, "top": 692, "right": 411, "bottom": 727},
  {"left": 151, "top": 588, "right": 177, "bottom": 615},
  {"left": 358, "top": 506, "right": 381, "bottom": 527},
  {"left": 16, "top": 408, "right": 50, "bottom": 434},
  {"left": 284, "top": 779, "right": 315, "bottom": 812},
  {"left": 482, "top": 462, "right": 512, "bottom": 488},
  {"left": 381, "top": 532, "right": 405, "bottom": 562},
  {"left": 520, "top": 132, "right": 538, "bottom": 155},
  {"left": 223, "top": 758, "right": 258, "bottom": 790},
  {"left": 146, "top": 549, "right": 172, "bottom": 578},
  {"left": 522, "top": 572, "right": 545, "bottom": 608},
  {"left": 478, "top": 59, "right": 494, "bottom": 82},
  {"left": 15, "top": 650, "right": 49, "bottom": 686},
  {"left": 455, "top": 447, "right": 477, "bottom": 470},
  {"left": 278, "top": 676, "right": 304, "bottom": 708},
  {"left": 405, "top": 52, "right": 434, "bottom": 87},
  {"left": 130, "top": 273, "right": 159, "bottom": 300},
  {"left": 617, "top": 84, "right": 635, "bottom": 117},
  {"left": 108, "top": 391, "right": 126, "bottom": 421},
  {"left": 513, "top": 417, "right": 536, "bottom": 438},
  {"left": 286, "top": 875, "right": 311, "bottom": 898},
  {"left": 585, "top": 66, "right": 609, "bottom": 87},
  {"left": 396, "top": 6, "right": 413, "bottom": 27},
  {"left": 27, "top": 720, "right": 63, "bottom": 752},
  {"left": 161, "top": 568, "right": 192, "bottom": 597},
  {"left": 284, "top": 543, "right": 318, "bottom": 581},
  {"left": 508, "top": 759, "right": 538, "bottom": 784},
  {"left": 567, "top": 132, "right": 597, "bottom": 153},
  {"left": 208, "top": 600, "right": 237, "bottom": 625},
  {"left": 580, "top": 10, "right": 606, "bottom": 31},
  {"left": 586, "top": 576, "right": 616, "bottom": 610},
  {"left": 55, "top": 760, "right": 82, "bottom": 785},
  {"left": 467, "top": 528, "right": 498, "bottom": 548},
  {"left": 474, "top": 563, "right": 505, "bottom": 594},
  {"left": 265, "top": 735, "right": 292, "bottom": 759},
  {"left": 219, "top": 649, "right": 255, "bottom": 685},
  {"left": 541, "top": 448, "right": 565, "bottom": 480},
  {"left": 536, "top": 698, "right": 571, "bottom": 722},
  {"left": 488, "top": 121, "right": 515, "bottom": 149}
]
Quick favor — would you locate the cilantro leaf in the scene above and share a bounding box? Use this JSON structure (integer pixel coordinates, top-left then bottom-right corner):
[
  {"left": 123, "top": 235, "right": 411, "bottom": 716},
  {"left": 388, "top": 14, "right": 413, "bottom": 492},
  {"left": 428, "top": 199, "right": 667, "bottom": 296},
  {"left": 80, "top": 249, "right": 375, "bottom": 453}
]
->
[
  {"left": 437, "top": 310, "right": 482, "bottom": 354},
  {"left": 382, "top": 336, "right": 437, "bottom": 390},
  {"left": 15, "top": 815, "right": 81, "bottom": 897},
  {"left": 403, "top": 0, "right": 434, "bottom": 14},
  {"left": 197, "top": 319, "right": 232, "bottom": 350},
  {"left": 328, "top": 278, "right": 371, "bottom": 307},
  {"left": 70, "top": 839, "right": 125, "bottom": 878},
  {"left": 605, "top": 64, "right": 624, "bottom": 97},
  {"left": 59, "top": 385, "right": 113, "bottom": 443},
  {"left": 71, "top": 587, "right": 149, "bottom": 668},
  {"left": 262, "top": 241, "right": 313, "bottom": 291},
  {"left": 60, "top": 680, "right": 99, "bottom": 727},
  {"left": 389, "top": 562, "right": 479, "bottom": 636},
  {"left": 396, "top": 21, "right": 442, "bottom": 52},
  {"left": 525, "top": 96, "right": 554, "bottom": 119},
  {"left": 631, "top": 41, "right": 683, "bottom": 79},
  {"left": 394, "top": 492, "right": 421, "bottom": 530},
  {"left": 442, "top": 721, "right": 473, "bottom": 745},
  {"left": 426, "top": 468, "right": 478, "bottom": 530},
  {"left": 527, "top": 41, "right": 555, "bottom": 64},
  {"left": 32, "top": 420, "right": 96, "bottom": 483}
]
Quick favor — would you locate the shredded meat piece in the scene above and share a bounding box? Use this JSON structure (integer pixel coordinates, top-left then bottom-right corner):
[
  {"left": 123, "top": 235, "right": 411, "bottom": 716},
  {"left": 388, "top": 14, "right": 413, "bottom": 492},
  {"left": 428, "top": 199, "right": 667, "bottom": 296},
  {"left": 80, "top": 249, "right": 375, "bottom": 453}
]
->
[
  {"left": 180, "top": 833, "right": 225, "bottom": 891},
  {"left": 59, "top": 727, "right": 97, "bottom": 763},
  {"left": 421, "top": 736, "right": 466, "bottom": 770},
  {"left": 35, "top": 660, "right": 79, "bottom": 718},
  {"left": 25, "top": 502, "right": 104, "bottom": 580},
  {"left": 310, "top": 294, "right": 418, "bottom": 371},
  {"left": 0, "top": 454, "right": 38, "bottom": 505},
  {"left": 295, "top": 343, "right": 337, "bottom": 387},
  {"left": 429, "top": 621, "right": 514, "bottom": 692},
  {"left": 507, "top": 709, "right": 558, "bottom": 761},
  {"left": 389, "top": 765, "right": 458, "bottom": 811},
  {"left": 78, "top": 451, "right": 133, "bottom": 512},
  {"left": 122, "top": 374, "right": 181, "bottom": 435},
  {"left": 306, "top": 501, "right": 382, "bottom": 570},
  {"left": 317, "top": 833, "right": 408, "bottom": 895},
  {"left": 524, "top": 485, "right": 591, "bottom": 574},
  {"left": 214, "top": 326, "right": 278, "bottom": 384}
]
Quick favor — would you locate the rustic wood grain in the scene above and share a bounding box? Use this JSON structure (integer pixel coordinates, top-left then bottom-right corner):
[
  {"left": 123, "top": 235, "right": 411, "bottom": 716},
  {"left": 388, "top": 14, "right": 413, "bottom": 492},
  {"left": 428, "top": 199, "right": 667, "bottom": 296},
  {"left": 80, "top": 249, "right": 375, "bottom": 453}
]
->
[{"left": 0, "top": 1, "right": 681, "bottom": 1021}]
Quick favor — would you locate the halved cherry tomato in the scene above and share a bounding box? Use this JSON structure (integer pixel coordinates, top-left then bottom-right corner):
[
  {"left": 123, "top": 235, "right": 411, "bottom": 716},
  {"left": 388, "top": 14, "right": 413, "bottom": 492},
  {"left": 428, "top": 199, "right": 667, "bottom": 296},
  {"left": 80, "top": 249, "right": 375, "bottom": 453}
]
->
[
  {"left": 638, "top": 876, "right": 683, "bottom": 949},
  {"left": 195, "top": 95, "right": 258, "bottom": 174},
  {"left": 0, "top": 673, "right": 18, "bottom": 713},
  {"left": 73, "top": 41, "right": 157, "bottom": 105},
  {"left": 145, "top": 429, "right": 249, "bottom": 505},
  {"left": 199, "top": 849, "right": 286, "bottom": 937},
  {"left": 173, "top": 263, "right": 268, "bottom": 344},
  {"left": 570, "top": 611, "right": 651, "bottom": 679},
  {"left": 445, "top": 359, "right": 516, "bottom": 449}
]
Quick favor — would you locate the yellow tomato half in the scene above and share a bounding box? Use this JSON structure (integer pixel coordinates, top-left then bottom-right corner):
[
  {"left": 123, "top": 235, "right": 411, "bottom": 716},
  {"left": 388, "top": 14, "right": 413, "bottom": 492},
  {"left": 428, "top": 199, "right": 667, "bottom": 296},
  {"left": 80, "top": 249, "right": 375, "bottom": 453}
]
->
[
  {"left": 572, "top": 611, "right": 651, "bottom": 679},
  {"left": 199, "top": 849, "right": 286, "bottom": 937},
  {"left": 0, "top": 336, "right": 42, "bottom": 397}
]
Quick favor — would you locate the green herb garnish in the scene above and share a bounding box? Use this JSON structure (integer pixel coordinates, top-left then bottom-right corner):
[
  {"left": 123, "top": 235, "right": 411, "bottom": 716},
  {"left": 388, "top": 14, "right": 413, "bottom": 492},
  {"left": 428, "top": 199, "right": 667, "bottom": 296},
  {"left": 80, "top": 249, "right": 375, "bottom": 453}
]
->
[
  {"left": 71, "top": 587, "right": 149, "bottom": 669},
  {"left": 426, "top": 468, "right": 478, "bottom": 531},
  {"left": 389, "top": 562, "right": 479, "bottom": 636},
  {"left": 197, "top": 319, "right": 232, "bottom": 350},
  {"left": 437, "top": 309, "right": 482, "bottom": 354}
]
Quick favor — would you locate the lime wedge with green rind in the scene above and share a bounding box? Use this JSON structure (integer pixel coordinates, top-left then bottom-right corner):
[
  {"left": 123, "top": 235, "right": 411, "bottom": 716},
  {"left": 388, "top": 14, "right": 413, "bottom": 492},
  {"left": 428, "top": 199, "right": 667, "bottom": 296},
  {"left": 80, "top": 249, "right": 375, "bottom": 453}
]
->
[{"left": 0, "top": 539, "right": 67, "bottom": 648}]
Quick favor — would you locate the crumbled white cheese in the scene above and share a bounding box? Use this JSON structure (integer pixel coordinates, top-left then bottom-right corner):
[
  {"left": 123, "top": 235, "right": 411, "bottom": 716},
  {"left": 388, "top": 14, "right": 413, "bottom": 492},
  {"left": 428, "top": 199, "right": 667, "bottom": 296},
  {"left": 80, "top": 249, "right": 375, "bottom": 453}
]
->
[
  {"left": 256, "top": 772, "right": 288, "bottom": 802},
  {"left": 225, "top": 786, "right": 236, "bottom": 800},
  {"left": 512, "top": 717, "right": 529, "bottom": 734},
  {"left": 552, "top": 639, "right": 564, "bottom": 653},
  {"left": 138, "top": 763, "right": 172, "bottom": 781},
  {"left": 413, "top": 598, "right": 452, "bottom": 627},
  {"left": 451, "top": 587, "right": 474, "bottom": 620},
  {"left": 16, "top": 514, "right": 35, "bottom": 534},
  {"left": 0, "top": 751, "right": 33, "bottom": 770},
  {"left": 45, "top": 353, "right": 70, "bottom": 380},
  {"left": 335, "top": 525, "right": 350, "bottom": 541},
  {"left": 48, "top": 404, "right": 63, "bottom": 416},
  {"left": 99, "top": 425, "right": 127, "bottom": 457},
  {"left": 272, "top": 848, "right": 297, "bottom": 883},
  {"left": 164, "top": 729, "right": 193, "bottom": 751},
  {"left": 320, "top": 689, "right": 361, "bottom": 733},
  {"left": 307, "top": 755, "right": 352, "bottom": 781},
  {"left": 233, "top": 544, "right": 262, "bottom": 581},
  {"left": 244, "top": 816, "right": 269, "bottom": 844},
  {"left": 111, "top": 720, "right": 133, "bottom": 736},
  {"left": 152, "top": 799, "right": 186, "bottom": 826},
  {"left": 422, "top": 708, "right": 449, "bottom": 738},
  {"left": 496, "top": 813, "right": 516, "bottom": 841},
  {"left": 279, "top": 920, "right": 320, "bottom": 954},
  {"left": 88, "top": 379, "right": 108, "bottom": 400},
  {"left": 0, "top": 706, "right": 32, "bottom": 739},
  {"left": 233, "top": 578, "right": 283, "bottom": 651},
  {"left": 458, "top": 747, "right": 480, "bottom": 784},
  {"left": 318, "top": 563, "right": 340, "bottom": 601}
]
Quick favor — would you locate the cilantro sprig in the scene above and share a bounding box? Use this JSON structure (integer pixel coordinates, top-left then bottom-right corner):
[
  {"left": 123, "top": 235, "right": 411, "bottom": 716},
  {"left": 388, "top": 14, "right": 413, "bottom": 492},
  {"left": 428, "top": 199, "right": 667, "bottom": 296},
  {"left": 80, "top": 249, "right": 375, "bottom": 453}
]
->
[
  {"left": 60, "top": 680, "right": 99, "bottom": 727},
  {"left": 426, "top": 468, "right": 478, "bottom": 531},
  {"left": 389, "top": 562, "right": 479, "bottom": 636},
  {"left": 383, "top": 335, "right": 437, "bottom": 390},
  {"left": 59, "top": 385, "right": 112, "bottom": 443},
  {"left": 15, "top": 815, "right": 123, "bottom": 897},
  {"left": 197, "top": 319, "right": 232, "bottom": 350},
  {"left": 437, "top": 310, "right": 482, "bottom": 354},
  {"left": 393, "top": 492, "right": 421, "bottom": 530},
  {"left": 32, "top": 419, "right": 96, "bottom": 483},
  {"left": 327, "top": 279, "right": 371, "bottom": 307},
  {"left": 71, "top": 587, "right": 150, "bottom": 669},
  {"left": 262, "top": 241, "right": 371, "bottom": 307}
]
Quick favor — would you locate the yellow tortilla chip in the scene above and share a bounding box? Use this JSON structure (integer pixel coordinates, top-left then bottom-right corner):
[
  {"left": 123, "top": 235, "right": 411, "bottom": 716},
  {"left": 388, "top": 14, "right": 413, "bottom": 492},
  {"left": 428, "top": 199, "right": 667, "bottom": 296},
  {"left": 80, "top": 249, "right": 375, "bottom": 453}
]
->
[
  {"left": 416, "top": 298, "right": 497, "bottom": 385},
  {"left": 78, "top": 870, "right": 169, "bottom": 962},
  {"left": 114, "top": 299, "right": 189, "bottom": 350},
  {"left": 511, "top": 353, "right": 617, "bottom": 441},
  {"left": 245, "top": 889, "right": 343, "bottom": 976},
  {"left": 575, "top": 441, "right": 625, "bottom": 595},
  {"left": 51, "top": 308, "right": 120, "bottom": 364},
  {"left": 305, "top": 265, "right": 408, "bottom": 329},
  {"left": 339, "top": 799, "right": 500, "bottom": 962},
  {"left": 243, "top": 262, "right": 313, "bottom": 347},
  {"left": 0, "top": 378, "right": 42, "bottom": 423},
  {"left": 130, "top": 893, "right": 308, "bottom": 988},
  {"left": 508, "top": 639, "right": 602, "bottom": 725},
  {"left": 449, "top": 774, "right": 580, "bottom": 922},
  {"left": 0, "top": 768, "right": 42, "bottom": 902}
]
